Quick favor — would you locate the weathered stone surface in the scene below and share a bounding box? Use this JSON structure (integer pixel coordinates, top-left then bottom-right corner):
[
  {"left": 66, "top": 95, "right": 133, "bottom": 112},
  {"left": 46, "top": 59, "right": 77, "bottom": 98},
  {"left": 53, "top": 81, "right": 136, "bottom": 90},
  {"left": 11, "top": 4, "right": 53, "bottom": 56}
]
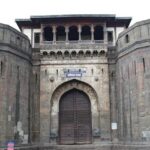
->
[
  {"left": 117, "top": 19, "right": 150, "bottom": 143},
  {"left": 1, "top": 16, "right": 150, "bottom": 150},
  {"left": 0, "top": 23, "right": 31, "bottom": 145}
]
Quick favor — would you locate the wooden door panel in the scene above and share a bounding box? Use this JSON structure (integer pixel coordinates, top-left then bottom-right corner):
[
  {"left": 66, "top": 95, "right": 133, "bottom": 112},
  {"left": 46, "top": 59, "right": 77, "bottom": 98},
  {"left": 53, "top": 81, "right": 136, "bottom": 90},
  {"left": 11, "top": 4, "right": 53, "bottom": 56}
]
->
[
  {"left": 59, "top": 110, "right": 75, "bottom": 144},
  {"left": 60, "top": 124, "right": 75, "bottom": 144},
  {"left": 59, "top": 89, "right": 92, "bottom": 144},
  {"left": 76, "top": 110, "right": 92, "bottom": 143}
]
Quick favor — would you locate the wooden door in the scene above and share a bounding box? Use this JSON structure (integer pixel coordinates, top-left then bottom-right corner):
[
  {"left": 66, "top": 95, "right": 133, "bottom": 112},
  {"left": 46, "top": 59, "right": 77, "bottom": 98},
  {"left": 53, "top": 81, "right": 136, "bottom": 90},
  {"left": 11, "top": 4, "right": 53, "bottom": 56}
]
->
[{"left": 59, "top": 89, "right": 92, "bottom": 144}]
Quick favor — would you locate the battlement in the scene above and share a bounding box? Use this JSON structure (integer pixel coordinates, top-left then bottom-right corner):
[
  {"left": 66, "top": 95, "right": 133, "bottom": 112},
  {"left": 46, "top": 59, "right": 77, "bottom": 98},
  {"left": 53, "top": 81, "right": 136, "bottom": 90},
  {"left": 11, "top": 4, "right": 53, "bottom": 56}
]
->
[
  {"left": 0, "top": 23, "right": 31, "bottom": 58},
  {"left": 117, "top": 19, "right": 150, "bottom": 53}
]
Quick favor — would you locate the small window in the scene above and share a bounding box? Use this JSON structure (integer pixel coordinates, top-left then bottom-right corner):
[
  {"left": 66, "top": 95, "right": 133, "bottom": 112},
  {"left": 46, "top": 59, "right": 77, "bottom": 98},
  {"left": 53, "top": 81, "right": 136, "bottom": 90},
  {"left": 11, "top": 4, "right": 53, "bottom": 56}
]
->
[
  {"left": 107, "top": 31, "right": 113, "bottom": 42},
  {"left": 17, "top": 66, "right": 20, "bottom": 79},
  {"left": 134, "top": 61, "right": 136, "bottom": 75},
  {"left": 16, "top": 36, "right": 22, "bottom": 46},
  {"left": 143, "top": 58, "right": 145, "bottom": 72},
  {"left": 91, "top": 69, "right": 94, "bottom": 75},
  {"left": 0, "top": 61, "right": 3, "bottom": 76},
  {"left": 34, "top": 33, "right": 40, "bottom": 43},
  {"left": 125, "top": 34, "right": 129, "bottom": 43},
  {"left": 111, "top": 72, "right": 114, "bottom": 78},
  {"left": 43, "top": 26, "right": 53, "bottom": 41},
  {"left": 56, "top": 69, "right": 58, "bottom": 76},
  {"left": 17, "top": 36, "right": 20, "bottom": 40},
  {"left": 35, "top": 74, "right": 38, "bottom": 84}
]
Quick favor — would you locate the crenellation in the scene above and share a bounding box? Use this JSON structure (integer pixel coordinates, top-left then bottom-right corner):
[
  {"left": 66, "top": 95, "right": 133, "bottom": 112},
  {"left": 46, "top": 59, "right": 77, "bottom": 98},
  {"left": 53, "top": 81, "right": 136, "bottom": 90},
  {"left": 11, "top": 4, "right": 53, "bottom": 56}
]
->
[{"left": 0, "top": 24, "right": 31, "bottom": 57}]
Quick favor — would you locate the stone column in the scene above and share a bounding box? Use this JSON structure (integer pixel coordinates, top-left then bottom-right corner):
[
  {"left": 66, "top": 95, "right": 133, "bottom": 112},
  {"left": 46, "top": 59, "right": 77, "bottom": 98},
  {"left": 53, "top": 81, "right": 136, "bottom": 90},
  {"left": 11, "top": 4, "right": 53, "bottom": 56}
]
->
[
  {"left": 41, "top": 25, "right": 44, "bottom": 42},
  {"left": 110, "top": 69, "right": 118, "bottom": 142},
  {"left": 99, "top": 65, "right": 111, "bottom": 141},
  {"left": 91, "top": 25, "right": 94, "bottom": 42},
  {"left": 103, "top": 23, "right": 107, "bottom": 44},
  {"left": 65, "top": 26, "right": 69, "bottom": 43},
  {"left": 78, "top": 25, "right": 81, "bottom": 42},
  {"left": 31, "top": 27, "right": 33, "bottom": 47},
  {"left": 53, "top": 26, "right": 56, "bottom": 44}
]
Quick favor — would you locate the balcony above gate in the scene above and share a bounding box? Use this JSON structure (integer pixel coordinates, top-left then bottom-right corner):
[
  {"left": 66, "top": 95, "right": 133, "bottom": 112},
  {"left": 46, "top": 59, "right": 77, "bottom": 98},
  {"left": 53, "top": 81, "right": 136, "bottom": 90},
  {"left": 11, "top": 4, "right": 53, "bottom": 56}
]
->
[{"left": 40, "top": 41, "right": 107, "bottom": 50}]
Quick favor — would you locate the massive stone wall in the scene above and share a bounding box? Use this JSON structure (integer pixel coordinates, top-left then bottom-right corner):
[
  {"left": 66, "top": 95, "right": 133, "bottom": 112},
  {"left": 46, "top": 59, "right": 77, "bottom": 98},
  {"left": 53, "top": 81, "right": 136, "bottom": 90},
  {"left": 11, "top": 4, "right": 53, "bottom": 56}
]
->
[
  {"left": 1, "top": 17, "right": 150, "bottom": 150},
  {"left": 30, "top": 49, "right": 40, "bottom": 143},
  {"left": 0, "top": 24, "right": 31, "bottom": 145},
  {"left": 117, "top": 19, "right": 150, "bottom": 143}
]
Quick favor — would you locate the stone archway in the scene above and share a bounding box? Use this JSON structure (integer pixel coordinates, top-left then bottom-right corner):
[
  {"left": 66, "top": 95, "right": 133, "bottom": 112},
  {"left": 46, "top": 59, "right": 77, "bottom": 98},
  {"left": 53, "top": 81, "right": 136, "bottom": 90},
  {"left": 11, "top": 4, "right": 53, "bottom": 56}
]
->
[{"left": 50, "top": 79, "right": 100, "bottom": 143}]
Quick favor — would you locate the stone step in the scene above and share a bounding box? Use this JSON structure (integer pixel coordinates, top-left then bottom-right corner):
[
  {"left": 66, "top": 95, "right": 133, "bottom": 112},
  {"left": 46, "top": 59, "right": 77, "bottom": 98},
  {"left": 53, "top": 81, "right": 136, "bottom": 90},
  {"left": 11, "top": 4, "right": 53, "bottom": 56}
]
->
[
  {"left": 13, "top": 143, "right": 150, "bottom": 150},
  {"left": 39, "top": 144, "right": 111, "bottom": 150}
]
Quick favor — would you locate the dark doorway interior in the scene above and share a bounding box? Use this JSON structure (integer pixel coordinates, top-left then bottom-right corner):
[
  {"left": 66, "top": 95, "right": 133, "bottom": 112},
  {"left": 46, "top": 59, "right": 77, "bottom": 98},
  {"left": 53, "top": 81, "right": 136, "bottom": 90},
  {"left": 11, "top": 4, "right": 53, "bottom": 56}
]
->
[
  {"left": 81, "top": 26, "right": 91, "bottom": 40},
  {"left": 43, "top": 26, "right": 53, "bottom": 41},
  {"left": 56, "top": 26, "right": 66, "bottom": 41},
  {"left": 94, "top": 26, "right": 104, "bottom": 40},
  {"left": 68, "top": 26, "right": 79, "bottom": 41}
]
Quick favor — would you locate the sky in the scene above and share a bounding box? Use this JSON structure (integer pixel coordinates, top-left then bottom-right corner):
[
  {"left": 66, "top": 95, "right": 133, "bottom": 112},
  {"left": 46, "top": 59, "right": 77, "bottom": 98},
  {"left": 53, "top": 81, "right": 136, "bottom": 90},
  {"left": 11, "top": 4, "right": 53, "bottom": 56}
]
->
[{"left": 0, "top": 0, "right": 149, "bottom": 31}]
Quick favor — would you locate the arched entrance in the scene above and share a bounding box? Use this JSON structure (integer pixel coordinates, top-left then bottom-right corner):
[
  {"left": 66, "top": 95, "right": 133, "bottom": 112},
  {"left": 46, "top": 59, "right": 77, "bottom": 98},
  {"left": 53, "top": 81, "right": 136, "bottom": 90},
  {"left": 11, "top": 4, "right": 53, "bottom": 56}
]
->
[{"left": 59, "top": 89, "right": 92, "bottom": 144}]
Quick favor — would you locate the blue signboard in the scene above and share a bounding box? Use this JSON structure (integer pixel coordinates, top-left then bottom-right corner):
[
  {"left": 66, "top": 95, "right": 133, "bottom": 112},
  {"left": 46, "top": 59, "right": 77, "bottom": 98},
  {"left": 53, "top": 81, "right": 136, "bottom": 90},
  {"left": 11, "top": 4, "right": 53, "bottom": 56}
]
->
[
  {"left": 66, "top": 73, "right": 82, "bottom": 77},
  {"left": 64, "top": 68, "right": 86, "bottom": 78}
]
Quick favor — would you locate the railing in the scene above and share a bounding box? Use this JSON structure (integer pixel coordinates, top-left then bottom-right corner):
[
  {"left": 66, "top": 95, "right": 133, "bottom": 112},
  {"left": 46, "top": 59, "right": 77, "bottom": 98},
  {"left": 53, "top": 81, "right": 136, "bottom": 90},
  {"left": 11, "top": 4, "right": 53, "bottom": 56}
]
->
[
  {"left": 30, "top": 40, "right": 117, "bottom": 52},
  {"left": 42, "top": 40, "right": 105, "bottom": 44},
  {"left": 40, "top": 43, "right": 107, "bottom": 50},
  {"left": 33, "top": 40, "right": 115, "bottom": 49}
]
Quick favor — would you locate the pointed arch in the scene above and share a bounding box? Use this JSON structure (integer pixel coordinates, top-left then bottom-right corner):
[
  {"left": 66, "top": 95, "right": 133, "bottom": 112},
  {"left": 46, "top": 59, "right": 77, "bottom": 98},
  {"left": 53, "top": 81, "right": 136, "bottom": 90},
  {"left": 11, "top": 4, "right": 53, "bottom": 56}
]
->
[{"left": 50, "top": 79, "right": 100, "bottom": 142}]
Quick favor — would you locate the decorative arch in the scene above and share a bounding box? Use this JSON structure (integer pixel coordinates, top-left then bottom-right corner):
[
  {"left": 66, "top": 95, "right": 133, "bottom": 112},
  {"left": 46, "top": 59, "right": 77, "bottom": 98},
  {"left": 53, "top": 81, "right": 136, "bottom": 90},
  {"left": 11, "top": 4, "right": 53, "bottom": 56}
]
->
[
  {"left": 78, "top": 50, "right": 84, "bottom": 58},
  {"left": 99, "top": 50, "right": 106, "bottom": 56},
  {"left": 57, "top": 51, "right": 63, "bottom": 58},
  {"left": 56, "top": 26, "right": 66, "bottom": 41},
  {"left": 94, "top": 25, "right": 104, "bottom": 40},
  {"left": 81, "top": 25, "right": 91, "bottom": 40},
  {"left": 125, "top": 34, "right": 129, "bottom": 43},
  {"left": 50, "top": 79, "right": 100, "bottom": 139},
  {"left": 93, "top": 50, "right": 98, "bottom": 57},
  {"left": 43, "top": 26, "right": 53, "bottom": 41},
  {"left": 71, "top": 51, "right": 77, "bottom": 58},
  {"left": 85, "top": 50, "right": 92, "bottom": 57},
  {"left": 64, "top": 51, "right": 70, "bottom": 58},
  {"left": 68, "top": 26, "right": 79, "bottom": 41},
  {"left": 49, "top": 51, "right": 56, "bottom": 59},
  {"left": 43, "top": 51, "right": 48, "bottom": 56}
]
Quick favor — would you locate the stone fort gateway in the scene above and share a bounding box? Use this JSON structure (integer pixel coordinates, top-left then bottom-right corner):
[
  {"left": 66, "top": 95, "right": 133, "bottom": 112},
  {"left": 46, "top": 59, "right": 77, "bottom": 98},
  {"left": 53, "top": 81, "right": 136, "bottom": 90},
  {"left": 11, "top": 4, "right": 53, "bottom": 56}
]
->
[{"left": 0, "top": 14, "right": 150, "bottom": 150}]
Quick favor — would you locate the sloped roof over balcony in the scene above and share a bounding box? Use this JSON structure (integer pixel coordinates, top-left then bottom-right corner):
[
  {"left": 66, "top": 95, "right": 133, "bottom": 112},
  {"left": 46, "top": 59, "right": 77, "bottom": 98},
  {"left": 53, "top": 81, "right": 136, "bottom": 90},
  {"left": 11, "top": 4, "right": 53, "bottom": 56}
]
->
[{"left": 16, "top": 14, "right": 132, "bottom": 30}]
